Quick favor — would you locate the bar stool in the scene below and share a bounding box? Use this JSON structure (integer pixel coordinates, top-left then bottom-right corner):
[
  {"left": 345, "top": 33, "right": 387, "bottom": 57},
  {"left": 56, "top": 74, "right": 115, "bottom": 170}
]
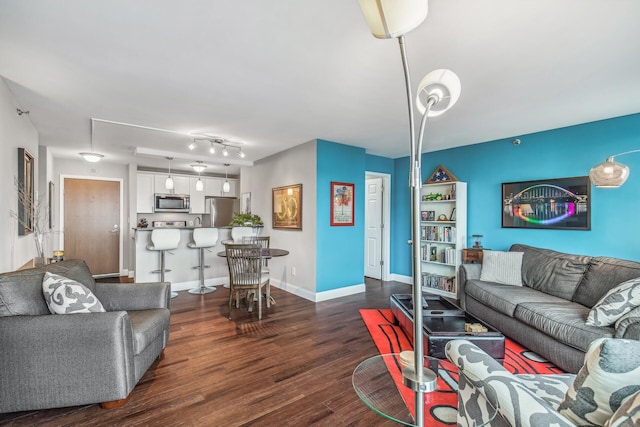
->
[
  {"left": 147, "top": 229, "right": 180, "bottom": 299},
  {"left": 187, "top": 228, "right": 219, "bottom": 294}
]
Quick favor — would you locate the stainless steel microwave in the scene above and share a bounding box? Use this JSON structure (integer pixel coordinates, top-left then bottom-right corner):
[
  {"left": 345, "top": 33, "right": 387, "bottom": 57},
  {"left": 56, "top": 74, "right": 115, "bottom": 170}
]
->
[{"left": 154, "top": 194, "right": 190, "bottom": 212}]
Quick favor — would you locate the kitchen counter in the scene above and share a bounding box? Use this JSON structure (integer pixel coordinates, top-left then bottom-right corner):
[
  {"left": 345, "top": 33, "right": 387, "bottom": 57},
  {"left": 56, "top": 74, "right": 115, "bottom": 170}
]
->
[
  {"left": 134, "top": 227, "right": 233, "bottom": 292},
  {"left": 133, "top": 226, "right": 233, "bottom": 231}
]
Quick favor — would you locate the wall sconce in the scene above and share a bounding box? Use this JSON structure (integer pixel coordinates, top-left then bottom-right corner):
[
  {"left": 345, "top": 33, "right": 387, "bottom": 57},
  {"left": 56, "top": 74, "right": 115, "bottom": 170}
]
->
[{"left": 589, "top": 149, "right": 640, "bottom": 188}]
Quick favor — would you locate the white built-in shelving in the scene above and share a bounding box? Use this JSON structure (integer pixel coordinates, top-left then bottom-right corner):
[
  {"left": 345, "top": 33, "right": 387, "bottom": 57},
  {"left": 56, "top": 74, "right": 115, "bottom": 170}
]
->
[{"left": 420, "top": 181, "right": 467, "bottom": 299}]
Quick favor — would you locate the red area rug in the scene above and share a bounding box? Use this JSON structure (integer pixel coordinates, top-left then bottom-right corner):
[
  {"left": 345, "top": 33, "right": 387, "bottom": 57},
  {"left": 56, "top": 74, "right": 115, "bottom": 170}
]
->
[{"left": 360, "top": 309, "right": 564, "bottom": 426}]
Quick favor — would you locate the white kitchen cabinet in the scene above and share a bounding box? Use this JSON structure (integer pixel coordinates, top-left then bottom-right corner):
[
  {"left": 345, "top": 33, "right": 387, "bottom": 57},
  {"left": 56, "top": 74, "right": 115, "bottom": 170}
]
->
[
  {"left": 203, "top": 178, "right": 238, "bottom": 197},
  {"left": 189, "top": 177, "right": 206, "bottom": 214},
  {"left": 154, "top": 174, "right": 189, "bottom": 195},
  {"left": 204, "top": 177, "right": 222, "bottom": 197},
  {"left": 136, "top": 173, "right": 154, "bottom": 213}
]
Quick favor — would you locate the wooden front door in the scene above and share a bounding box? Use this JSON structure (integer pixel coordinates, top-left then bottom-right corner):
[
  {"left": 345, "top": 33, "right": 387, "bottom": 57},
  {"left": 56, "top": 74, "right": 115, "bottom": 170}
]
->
[{"left": 64, "top": 178, "right": 120, "bottom": 275}]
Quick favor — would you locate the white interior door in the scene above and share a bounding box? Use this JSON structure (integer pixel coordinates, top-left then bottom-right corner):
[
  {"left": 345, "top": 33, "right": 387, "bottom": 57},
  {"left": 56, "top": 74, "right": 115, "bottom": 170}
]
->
[{"left": 364, "top": 177, "right": 383, "bottom": 279}]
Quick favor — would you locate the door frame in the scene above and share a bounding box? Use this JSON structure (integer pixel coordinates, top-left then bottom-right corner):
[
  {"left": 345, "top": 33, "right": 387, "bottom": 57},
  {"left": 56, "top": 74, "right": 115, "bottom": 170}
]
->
[
  {"left": 365, "top": 171, "right": 391, "bottom": 282},
  {"left": 59, "top": 175, "right": 124, "bottom": 277}
]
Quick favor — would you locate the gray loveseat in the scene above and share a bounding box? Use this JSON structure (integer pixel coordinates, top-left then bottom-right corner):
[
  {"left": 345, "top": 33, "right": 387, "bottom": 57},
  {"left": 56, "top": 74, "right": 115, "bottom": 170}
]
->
[
  {"left": 459, "top": 244, "right": 640, "bottom": 373},
  {"left": 0, "top": 259, "right": 171, "bottom": 413}
]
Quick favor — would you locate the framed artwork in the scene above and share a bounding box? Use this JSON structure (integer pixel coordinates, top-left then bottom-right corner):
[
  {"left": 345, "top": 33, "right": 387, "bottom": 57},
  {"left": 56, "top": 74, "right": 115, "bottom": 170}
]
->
[
  {"left": 330, "top": 182, "right": 354, "bottom": 226},
  {"left": 272, "top": 184, "right": 302, "bottom": 230},
  {"left": 502, "top": 176, "right": 590, "bottom": 230},
  {"left": 17, "top": 148, "right": 34, "bottom": 235},
  {"left": 240, "top": 192, "right": 251, "bottom": 214}
]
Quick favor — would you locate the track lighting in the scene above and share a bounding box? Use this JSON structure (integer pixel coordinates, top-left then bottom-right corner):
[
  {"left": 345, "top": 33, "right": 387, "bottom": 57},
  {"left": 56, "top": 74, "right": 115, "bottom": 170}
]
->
[
  {"left": 222, "top": 146, "right": 229, "bottom": 157},
  {"left": 209, "top": 141, "right": 216, "bottom": 154},
  {"left": 188, "top": 140, "right": 198, "bottom": 151},
  {"left": 238, "top": 148, "right": 246, "bottom": 159}
]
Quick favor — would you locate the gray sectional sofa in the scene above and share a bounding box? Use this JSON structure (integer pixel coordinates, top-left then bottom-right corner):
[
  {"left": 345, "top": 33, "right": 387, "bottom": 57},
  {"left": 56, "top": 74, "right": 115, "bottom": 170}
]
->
[
  {"left": 459, "top": 244, "right": 640, "bottom": 373},
  {"left": 0, "top": 259, "right": 171, "bottom": 413}
]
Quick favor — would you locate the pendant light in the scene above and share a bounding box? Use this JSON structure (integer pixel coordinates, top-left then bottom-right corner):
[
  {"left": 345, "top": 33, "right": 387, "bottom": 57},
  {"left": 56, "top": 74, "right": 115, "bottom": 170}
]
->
[
  {"left": 79, "top": 119, "right": 105, "bottom": 162},
  {"left": 223, "top": 163, "right": 230, "bottom": 193},
  {"left": 165, "top": 157, "right": 174, "bottom": 190}
]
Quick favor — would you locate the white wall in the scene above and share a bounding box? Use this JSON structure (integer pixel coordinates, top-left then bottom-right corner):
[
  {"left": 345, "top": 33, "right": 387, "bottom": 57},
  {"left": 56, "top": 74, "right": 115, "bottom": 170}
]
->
[
  {"left": 0, "top": 77, "right": 40, "bottom": 272},
  {"left": 242, "top": 140, "right": 318, "bottom": 300},
  {"left": 53, "top": 158, "right": 132, "bottom": 273}
]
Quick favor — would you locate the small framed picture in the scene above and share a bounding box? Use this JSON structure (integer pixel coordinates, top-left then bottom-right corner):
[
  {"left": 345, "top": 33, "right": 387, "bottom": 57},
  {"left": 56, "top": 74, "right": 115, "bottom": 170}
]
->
[
  {"left": 330, "top": 182, "right": 354, "bottom": 226},
  {"left": 450, "top": 208, "right": 456, "bottom": 221},
  {"left": 421, "top": 210, "right": 435, "bottom": 221}
]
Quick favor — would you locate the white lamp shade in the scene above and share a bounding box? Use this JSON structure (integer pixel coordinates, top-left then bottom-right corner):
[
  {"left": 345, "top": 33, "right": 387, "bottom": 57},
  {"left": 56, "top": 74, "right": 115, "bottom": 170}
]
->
[
  {"left": 165, "top": 176, "right": 174, "bottom": 190},
  {"left": 191, "top": 163, "right": 207, "bottom": 173},
  {"left": 195, "top": 178, "right": 204, "bottom": 192},
  {"left": 79, "top": 152, "right": 104, "bottom": 162},
  {"left": 358, "top": 0, "right": 428, "bottom": 39},
  {"left": 223, "top": 180, "right": 230, "bottom": 193},
  {"left": 589, "top": 158, "right": 630, "bottom": 188},
  {"left": 416, "top": 69, "right": 461, "bottom": 117}
]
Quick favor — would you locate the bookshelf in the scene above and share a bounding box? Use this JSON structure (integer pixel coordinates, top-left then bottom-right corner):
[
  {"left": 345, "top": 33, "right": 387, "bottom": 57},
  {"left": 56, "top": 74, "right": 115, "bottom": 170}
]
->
[{"left": 420, "top": 181, "right": 467, "bottom": 299}]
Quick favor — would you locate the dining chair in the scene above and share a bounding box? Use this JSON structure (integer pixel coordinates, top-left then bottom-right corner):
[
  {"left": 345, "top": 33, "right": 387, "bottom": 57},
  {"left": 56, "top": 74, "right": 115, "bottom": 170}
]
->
[
  {"left": 241, "top": 236, "right": 271, "bottom": 273},
  {"left": 225, "top": 243, "right": 271, "bottom": 320}
]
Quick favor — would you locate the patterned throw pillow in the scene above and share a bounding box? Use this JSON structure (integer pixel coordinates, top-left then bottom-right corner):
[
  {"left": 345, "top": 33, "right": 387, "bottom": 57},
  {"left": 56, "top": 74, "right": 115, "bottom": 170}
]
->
[
  {"left": 42, "top": 272, "right": 105, "bottom": 314},
  {"left": 586, "top": 277, "right": 640, "bottom": 326},
  {"left": 479, "top": 250, "right": 524, "bottom": 286},
  {"left": 604, "top": 389, "right": 640, "bottom": 427},
  {"left": 558, "top": 338, "right": 640, "bottom": 426}
]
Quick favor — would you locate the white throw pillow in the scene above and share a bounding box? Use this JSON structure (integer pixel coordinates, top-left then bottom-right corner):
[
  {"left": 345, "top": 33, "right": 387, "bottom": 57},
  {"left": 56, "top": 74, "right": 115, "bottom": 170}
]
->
[
  {"left": 42, "top": 272, "right": 105, "bottom": 314},
  {"left": 558, "top": 338, "right": 640, "bottom": 426},
  {"left": 479, "top": 250, "right": 523, "bottom": 286},
  {"left": 604, "top": 389, "right": 640, "bottom": 427},
  {"left": 586, "top": 277, "right": 640, "bottom": 327}
]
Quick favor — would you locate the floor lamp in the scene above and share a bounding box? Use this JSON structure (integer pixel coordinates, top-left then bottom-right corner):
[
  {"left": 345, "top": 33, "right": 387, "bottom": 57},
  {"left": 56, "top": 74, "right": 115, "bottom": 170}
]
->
[{"left": 358, "top": 1, "right": 461, "bottom": 425}]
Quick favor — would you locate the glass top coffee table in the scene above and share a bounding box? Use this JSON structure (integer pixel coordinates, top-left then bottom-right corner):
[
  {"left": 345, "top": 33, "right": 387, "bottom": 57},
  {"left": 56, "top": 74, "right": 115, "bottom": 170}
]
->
[{"left": 352, "top": 353, "right": 440, "bottom": 426}]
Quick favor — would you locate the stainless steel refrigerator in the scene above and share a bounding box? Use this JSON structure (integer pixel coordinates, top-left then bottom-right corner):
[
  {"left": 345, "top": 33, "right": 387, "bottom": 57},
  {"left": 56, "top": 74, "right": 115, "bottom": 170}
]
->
[{"left": 202, "top": 197, "right": 240, "bottom": 227}]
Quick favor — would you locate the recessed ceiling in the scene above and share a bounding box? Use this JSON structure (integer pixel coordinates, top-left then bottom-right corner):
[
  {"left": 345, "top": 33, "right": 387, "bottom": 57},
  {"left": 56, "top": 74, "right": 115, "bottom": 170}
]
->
[{"left": 1, "top": 0, "right": 639, "bottom": 175}]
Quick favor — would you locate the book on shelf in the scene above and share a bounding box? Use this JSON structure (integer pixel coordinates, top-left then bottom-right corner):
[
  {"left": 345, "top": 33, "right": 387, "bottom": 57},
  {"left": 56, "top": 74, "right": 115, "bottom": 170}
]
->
[
  {"left": 421, "top": 273, "right": 456, "bottom": 293},
  {"left": 421, "top": 225, "right": 457, "bottom": 242}
]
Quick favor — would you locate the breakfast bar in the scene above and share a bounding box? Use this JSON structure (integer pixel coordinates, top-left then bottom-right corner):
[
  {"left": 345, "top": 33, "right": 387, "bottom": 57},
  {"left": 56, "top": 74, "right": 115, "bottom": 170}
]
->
[{"left": 134, "top": 227, "right": 233, "bottom": 293}]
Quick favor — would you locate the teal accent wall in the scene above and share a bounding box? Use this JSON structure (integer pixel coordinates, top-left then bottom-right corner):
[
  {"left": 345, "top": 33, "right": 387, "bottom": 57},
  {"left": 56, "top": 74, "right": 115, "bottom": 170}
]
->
[
  {"left": 317, "top": 139, "right": 366, "bottom": 292},
  {"left": 365, "top": 154, "right": 394, "bottom": 174},
  {"left": 391, "top": 113, "right": 640, "bottom": 276}
]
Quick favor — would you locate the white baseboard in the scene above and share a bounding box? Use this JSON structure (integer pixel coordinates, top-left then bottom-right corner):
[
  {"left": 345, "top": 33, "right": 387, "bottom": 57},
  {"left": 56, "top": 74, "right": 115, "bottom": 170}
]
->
[
  {"left": 390, "top": 274, "right": 412, "bottom": 285},
  {"left": 171, "top": 277, "right": 229, "bottom": 293},
  {"left": 270, "top": 279, "right": 365, "bottom": 302}
]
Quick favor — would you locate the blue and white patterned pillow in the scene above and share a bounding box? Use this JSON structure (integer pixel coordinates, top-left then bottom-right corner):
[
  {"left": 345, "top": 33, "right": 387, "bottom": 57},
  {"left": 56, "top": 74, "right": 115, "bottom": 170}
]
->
[
  {"left": 604, "top": 389, "right": 640, "bottom": 427},
  {"left": 558, "top": 338, "right": 640, "bottom": 426},
  {"left": 586, "top": 277, "right": 640, "bottom": 326},
  {"left": 42, "top": 272, "right": 105, "bottom": 314}
]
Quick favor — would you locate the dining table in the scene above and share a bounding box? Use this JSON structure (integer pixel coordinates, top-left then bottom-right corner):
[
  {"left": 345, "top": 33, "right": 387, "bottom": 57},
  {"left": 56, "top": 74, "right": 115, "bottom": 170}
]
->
[{"left": 216, "top": 247, "right": 289, "bottom": 258}]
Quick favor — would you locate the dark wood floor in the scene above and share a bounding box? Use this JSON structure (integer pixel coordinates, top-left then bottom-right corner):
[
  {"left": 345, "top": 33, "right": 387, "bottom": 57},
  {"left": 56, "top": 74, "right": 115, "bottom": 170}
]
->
[{"left": 0, "top": 278, "right": 412, "bottom": 426}]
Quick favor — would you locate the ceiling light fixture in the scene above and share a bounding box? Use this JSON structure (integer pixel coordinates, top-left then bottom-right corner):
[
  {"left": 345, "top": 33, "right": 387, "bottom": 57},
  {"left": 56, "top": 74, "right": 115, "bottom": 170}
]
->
[
  {"left": 79, "top": 119, "right": 105, "bottom": 162},
  {"left": 589, "top": 149, "right": 640, "bottom": 188},
  {"left": 190, "top": 161, "right": 207, "bottom": 173},
  {"left": 165, "top": 157, "right": 174, "bottom": 190},
  {"left": 357, "top": 1, "right": 461, "bottom": 424},
  {"left": 209, "top": 141, "right": 216, "bottom": 154},
  {"left": 222, "top": 146, "right": 229, "bottom": 157},
  {"left": 188, "top": 140, "right": 198, "bottom": 151},
  {"left": 237, "top": 148, "right": 246, "bottom": 159},
  {"left": 223, "top": 163, "right": 230, "bottom": 193}
]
